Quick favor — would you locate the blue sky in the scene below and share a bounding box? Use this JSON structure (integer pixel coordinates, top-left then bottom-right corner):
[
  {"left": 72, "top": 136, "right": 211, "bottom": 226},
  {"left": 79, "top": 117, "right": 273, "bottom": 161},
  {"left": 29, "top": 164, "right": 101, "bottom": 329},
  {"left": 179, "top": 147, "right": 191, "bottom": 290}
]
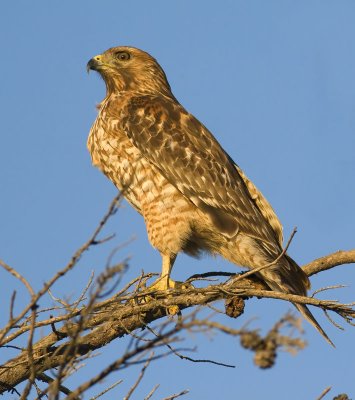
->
[{"left": 1, "top": 1, "right": 354, "bottom": 398}]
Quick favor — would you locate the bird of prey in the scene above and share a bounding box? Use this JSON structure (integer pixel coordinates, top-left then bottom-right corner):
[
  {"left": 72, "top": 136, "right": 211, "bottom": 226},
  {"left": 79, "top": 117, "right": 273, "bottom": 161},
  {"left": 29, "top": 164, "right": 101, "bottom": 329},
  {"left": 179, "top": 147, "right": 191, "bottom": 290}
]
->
[{"left": 87, "top": 46, "right": 332, "bottom": 346}]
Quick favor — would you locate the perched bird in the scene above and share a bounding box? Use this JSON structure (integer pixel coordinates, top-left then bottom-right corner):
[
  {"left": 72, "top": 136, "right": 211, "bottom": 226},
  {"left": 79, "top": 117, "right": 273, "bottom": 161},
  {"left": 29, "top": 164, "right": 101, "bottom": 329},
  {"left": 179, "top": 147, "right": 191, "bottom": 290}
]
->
[{"left": 87, "top": 46, "right": 332, "bottom": 346}]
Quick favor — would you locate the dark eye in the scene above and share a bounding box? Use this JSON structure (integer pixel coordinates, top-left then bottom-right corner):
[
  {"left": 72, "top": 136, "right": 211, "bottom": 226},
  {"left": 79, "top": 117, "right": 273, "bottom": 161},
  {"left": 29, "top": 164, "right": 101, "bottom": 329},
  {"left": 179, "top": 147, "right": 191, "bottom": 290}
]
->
[{"left": 116, "top": 51, "right": 130, "bottom": 61}]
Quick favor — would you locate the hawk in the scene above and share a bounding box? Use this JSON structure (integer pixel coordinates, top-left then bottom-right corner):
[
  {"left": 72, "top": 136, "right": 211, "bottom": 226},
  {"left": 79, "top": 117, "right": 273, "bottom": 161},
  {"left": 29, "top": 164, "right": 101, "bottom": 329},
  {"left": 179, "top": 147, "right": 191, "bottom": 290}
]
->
[{"left": 87, "top": 46, "right": 332, "bottom": 345}]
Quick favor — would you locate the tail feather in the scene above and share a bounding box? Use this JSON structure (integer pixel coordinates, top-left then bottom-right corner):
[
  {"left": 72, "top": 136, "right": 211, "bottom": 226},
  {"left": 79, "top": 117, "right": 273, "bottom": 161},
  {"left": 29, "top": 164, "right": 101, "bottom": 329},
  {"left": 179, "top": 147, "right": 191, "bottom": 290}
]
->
[
  {"left": 257, "top": 253, "right": 334, "bottom": 347},
  {"left": 294, "top": 303, "right": 335, "bottom": 347}
]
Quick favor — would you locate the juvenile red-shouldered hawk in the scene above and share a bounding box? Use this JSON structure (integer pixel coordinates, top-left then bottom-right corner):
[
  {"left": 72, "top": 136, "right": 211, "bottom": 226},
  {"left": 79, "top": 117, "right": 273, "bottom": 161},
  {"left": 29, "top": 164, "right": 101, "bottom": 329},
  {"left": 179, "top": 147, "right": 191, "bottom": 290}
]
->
[{"left": 87, "top": 46, "right": 332, "bottom": 345}]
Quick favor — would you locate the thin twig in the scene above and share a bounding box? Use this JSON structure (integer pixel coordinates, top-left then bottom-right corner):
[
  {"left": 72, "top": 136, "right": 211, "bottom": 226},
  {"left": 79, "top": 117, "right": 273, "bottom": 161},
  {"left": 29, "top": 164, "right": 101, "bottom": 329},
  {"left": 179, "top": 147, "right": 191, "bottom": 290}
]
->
[
  {"left": 123, "top": 352, "right": 154, "bottom": 400},
  {"left": 312, "top": 285, "right": 347, "bottom": 297},
  {"left": 72, "top": 270, "right": 95, "bottom": 310},
  {"left": 1, "top": 229, "right": 355, "bottom": 397},
  {"left": 316, "top": 386, "right": 332, "bottom": 400},
  {"left": 62, "top": 326, "right": 183, "bottom": 400},
  {"left": 144, "top": 384, "right": 160, "bottom": 400},
  {"left": 0, "top": 194, "right": 121, "bottom": 346},
  {"left": 230, "top": 227, "right": 297, "bottom": 284},
  {"left": 162, "top": 389, "right": 189, "bottom": 400},
  {"left": 145, "top": 324, "right": 235, "bottom": 368},
  {"left": 323, "top": 310, "right": 344, "bottom": 331},
  {"left": 20, "top": 305, "right": 37, "bottom": 400},
  {"left": 90, "top": 379, "right": 123, "bottom": 400},
  {"left": 0, "top": 259, "right": 35, "bottom": 297},
  {"left": 36, "top": 373, "right": 73, "bottom": 397},
  {"left": 9, "top": 291, "right": 16, "bottom": 322}
]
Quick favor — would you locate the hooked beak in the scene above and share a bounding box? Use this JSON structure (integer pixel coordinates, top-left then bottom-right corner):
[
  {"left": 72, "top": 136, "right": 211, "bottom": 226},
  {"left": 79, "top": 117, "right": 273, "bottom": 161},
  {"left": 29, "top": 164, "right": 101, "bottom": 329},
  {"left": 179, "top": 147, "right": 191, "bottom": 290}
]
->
[{"left": 86, "top": 56, "right": 103, "bottom": 73}]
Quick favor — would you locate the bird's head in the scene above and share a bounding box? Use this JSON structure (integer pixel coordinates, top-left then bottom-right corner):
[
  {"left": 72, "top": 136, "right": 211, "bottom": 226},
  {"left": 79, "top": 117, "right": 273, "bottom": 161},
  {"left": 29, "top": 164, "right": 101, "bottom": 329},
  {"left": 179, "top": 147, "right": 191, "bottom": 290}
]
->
[{"left": 87, "top": 46, "right": 173, "bottom": 97}]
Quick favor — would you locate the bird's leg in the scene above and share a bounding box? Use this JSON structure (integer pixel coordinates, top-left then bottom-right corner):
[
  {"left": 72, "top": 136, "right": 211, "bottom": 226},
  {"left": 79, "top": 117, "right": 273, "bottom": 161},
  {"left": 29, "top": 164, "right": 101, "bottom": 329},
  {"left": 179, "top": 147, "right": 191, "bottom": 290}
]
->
[
  {"left": 150, "top": 254, "right": 177, "bottom": 291},
  {"left": 150, "top": 253, "right": 193, "bottom": 292},
  {"left": 130, "top": 255, "right": 177, "bottom": 308},
  {"left": 135, "top": 253, "right": 195, "bottom": 316},
  {"left": 148, "top": 254, "right": 193, "bottom": 316}
]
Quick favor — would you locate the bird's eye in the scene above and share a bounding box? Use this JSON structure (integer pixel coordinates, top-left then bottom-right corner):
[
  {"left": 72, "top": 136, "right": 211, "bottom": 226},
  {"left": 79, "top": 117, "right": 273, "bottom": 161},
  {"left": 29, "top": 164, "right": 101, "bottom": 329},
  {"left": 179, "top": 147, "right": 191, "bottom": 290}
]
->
[{"left": 116, "top": 51, "right": 130, "bottom": 61}]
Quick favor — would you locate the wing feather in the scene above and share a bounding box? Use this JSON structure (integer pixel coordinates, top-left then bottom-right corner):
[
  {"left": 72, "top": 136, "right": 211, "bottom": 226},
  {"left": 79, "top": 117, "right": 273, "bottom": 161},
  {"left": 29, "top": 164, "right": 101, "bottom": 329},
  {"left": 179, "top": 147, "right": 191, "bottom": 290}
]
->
[{"left": 119, "top": 95, "right": 280, "bottom": 245}]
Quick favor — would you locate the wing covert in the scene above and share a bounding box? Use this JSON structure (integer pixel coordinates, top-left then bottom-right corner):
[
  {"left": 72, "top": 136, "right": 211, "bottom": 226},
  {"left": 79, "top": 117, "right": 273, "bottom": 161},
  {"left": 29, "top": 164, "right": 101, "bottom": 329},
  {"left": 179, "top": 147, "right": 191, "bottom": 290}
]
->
[{"left": 119, "top": 95, "right": 279, "bottom": 244}]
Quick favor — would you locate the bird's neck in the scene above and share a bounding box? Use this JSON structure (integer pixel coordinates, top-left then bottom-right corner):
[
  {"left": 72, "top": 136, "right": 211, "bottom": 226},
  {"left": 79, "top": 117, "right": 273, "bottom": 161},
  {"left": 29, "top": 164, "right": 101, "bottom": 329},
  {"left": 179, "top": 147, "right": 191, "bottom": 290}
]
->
[{"left": 103, "top": 71, "right": 175, "bottom": 100}]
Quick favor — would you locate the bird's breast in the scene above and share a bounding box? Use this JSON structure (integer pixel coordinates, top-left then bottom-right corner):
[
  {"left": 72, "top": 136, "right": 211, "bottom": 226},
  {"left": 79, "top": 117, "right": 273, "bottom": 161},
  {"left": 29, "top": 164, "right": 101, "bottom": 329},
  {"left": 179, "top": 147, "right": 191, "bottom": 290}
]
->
[{"left": 87, "top": 113, "right": 155, "bottom": 213}]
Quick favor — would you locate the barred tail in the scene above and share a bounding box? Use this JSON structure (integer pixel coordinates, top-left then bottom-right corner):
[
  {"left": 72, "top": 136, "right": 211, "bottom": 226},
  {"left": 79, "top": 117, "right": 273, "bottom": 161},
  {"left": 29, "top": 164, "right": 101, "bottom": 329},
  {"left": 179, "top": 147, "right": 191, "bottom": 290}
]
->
[
  {"left": 294, "top": 302, "right": 334, "bottom": 347},
  {"left": 258, "top": 254, "right": 334, "bottom": 347}
]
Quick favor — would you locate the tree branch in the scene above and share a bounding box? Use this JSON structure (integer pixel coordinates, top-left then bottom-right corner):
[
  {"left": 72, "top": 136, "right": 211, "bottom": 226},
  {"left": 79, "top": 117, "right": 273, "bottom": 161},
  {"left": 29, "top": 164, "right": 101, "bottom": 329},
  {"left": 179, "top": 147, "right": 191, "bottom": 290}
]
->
[
  {"left": 0, "top": 248, "right": 354, "bottom": 394},
  {"left": 303, "top": 250, "right": 355, "bottom": 276},
  {"left": 0, "top": 194, "right": 354, "bottom": 397}
]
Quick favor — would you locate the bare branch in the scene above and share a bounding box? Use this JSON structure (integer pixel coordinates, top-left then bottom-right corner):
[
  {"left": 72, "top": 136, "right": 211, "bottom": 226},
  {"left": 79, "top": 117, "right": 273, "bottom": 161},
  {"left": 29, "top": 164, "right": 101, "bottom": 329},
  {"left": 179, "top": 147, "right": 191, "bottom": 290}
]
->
[
  {"left": 36, "top": 373, "right": 73, "bottom": 397},
  {"left": 0, "top": 197, "right": 354, "bottom": 398},
  {"left": 316, "top": 386, "right": 332, "bottom": 400},
  {"left": 144, "top": 384, "right": 160, "bottom": 400},
  {"left": 303, "top": 250, "right": 355, "bottom": 276},
  {"left": 162, "top": 389, "right": 190, "bottom": 400},
  {"left": 123, "top": 352, "right": 154, "bottom": 400},
  {"left": 0, "top": 259, "right": 34, "bottom": 297},
  {"left": 145, "top": 324, "right": 235, "bottom": 368},
  {"left": 90, "top": 379, "right": 123, "bottom": 400},
  {"left": 0, "top": 194, "right": 121, "bottom": 345}
]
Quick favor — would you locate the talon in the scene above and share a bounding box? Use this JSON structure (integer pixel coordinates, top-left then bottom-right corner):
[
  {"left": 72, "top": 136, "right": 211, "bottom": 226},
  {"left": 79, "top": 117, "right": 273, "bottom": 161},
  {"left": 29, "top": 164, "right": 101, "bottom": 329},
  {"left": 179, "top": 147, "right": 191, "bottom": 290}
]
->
[
  {"left": 145, "top": 276, "right": 193, "bottom": 316},
  {"left": 167, "top": 305, "right": 180, "bottom": 315},
  {"left": 149, "top": 277, "right": 177, "bottom": 291},
  {"left": 149, "top": 277, "right": 193, "bottom": 291}
]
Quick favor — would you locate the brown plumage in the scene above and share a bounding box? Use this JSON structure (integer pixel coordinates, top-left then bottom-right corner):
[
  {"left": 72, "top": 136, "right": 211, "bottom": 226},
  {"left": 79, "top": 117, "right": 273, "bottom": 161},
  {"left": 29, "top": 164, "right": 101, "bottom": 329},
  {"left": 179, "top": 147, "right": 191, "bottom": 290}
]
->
[{"left": 87, "top": 46, "right": 333, "bottom": 346}]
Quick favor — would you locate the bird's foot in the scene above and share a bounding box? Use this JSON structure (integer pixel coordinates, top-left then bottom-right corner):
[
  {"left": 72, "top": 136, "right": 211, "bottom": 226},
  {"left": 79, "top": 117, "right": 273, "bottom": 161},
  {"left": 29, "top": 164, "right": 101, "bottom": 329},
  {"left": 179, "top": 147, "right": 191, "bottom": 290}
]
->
[
  {"left": 149, "top": 276, "right": 192, "bottom": 291},
  {"left": 148, "top": 276, "right": 193, "bottom": 315}
]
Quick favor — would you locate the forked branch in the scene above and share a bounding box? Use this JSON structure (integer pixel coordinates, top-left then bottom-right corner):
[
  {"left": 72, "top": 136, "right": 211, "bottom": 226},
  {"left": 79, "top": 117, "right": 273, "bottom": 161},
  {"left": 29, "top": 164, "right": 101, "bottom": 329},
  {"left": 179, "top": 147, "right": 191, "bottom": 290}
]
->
[{"left": 0, "top": 197, "right": 354, "bottom": 398}]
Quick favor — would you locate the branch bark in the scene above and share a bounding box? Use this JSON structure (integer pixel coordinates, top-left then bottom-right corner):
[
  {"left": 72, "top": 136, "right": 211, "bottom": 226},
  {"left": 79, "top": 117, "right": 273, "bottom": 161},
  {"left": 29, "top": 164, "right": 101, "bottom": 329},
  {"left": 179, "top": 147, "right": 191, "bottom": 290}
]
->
[
  {"left": 303, "top": 250, "right": 355, "bottom": 276},
  {"left": 0, "top": 248, "right": 354, "bottom": 394}
]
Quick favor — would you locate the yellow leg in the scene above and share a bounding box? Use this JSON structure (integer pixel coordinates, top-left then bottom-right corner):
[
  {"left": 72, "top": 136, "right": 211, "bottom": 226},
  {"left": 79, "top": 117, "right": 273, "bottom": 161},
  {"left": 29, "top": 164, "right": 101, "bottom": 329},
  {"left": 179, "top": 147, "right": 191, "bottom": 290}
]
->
[
  {"left": 161, "top": 254, "right": 177, "bottom": 289},
  {"left": 150, "top": 254, "right": 177, "bottom": 291},
  {"left": 147, "top": 254, "right": 193, "bottom": 315}
]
